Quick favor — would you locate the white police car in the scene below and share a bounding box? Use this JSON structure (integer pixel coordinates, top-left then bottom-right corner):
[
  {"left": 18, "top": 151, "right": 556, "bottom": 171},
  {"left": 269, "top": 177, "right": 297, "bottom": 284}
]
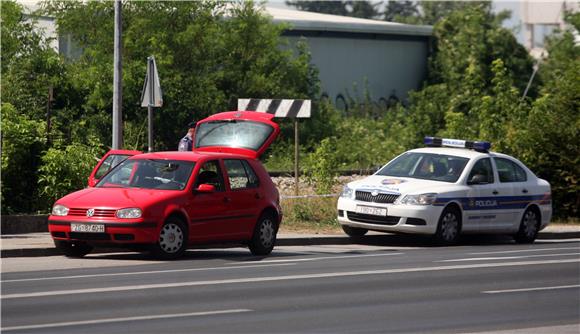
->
[{"left": 337, "top": 137, "right": 552, "bottom": 244}]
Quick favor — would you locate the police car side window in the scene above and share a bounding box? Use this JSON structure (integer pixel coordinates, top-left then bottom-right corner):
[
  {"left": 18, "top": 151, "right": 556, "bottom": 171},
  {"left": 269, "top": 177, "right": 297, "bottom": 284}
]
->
[
  {"left": 468, "top": 158, "right": 494, "bottom": 184},
  {"left": 495, "top": 158, "right": 527, "bottom": 183}
]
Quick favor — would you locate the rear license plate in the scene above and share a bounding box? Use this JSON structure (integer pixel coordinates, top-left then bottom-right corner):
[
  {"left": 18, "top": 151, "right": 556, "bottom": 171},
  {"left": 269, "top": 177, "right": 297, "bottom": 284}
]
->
[
  {"left": 356, "top": 205, "right": 387, "bottom": 216},
  {"left": 70, "top": 223, "right": 105, "bottom": 233}
]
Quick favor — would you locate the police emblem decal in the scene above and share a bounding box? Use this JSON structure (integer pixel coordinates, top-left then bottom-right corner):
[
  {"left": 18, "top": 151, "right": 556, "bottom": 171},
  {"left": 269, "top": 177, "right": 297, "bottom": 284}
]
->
[{"left": 86, "top": 208, "right": 95, "bottom": 217}]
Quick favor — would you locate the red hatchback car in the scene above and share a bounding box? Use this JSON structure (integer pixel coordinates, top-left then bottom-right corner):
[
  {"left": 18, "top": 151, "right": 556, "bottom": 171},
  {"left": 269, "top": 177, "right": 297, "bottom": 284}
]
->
[{"left": 49, "top": 111, "right": 283, "bottom": 259}]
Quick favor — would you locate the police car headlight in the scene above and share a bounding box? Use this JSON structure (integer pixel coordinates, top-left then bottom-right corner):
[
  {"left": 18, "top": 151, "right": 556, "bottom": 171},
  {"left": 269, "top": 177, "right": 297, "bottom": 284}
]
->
[
  {"left": 52, "top": 204, "right": 69, "bottom": 216},
  {"left": 340, "top": 185, "right": 354, "bottom": 199},
  {"left": 116, "top": 208, "right": 142, "bottom": 219},
  {"left": 398, "top": 193, "right": 437, "bottom": 205}
]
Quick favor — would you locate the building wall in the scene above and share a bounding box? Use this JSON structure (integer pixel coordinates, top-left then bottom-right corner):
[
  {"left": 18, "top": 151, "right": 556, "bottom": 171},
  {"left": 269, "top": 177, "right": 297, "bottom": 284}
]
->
[{"left": 285, "top": 33, "right": 430, "bottom": 107}]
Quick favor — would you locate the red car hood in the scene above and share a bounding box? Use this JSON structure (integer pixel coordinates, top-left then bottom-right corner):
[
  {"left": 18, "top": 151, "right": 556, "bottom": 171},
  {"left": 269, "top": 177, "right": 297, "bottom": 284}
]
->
[{"left": 55, "top": 187, "right": 180, "bottom": 209}]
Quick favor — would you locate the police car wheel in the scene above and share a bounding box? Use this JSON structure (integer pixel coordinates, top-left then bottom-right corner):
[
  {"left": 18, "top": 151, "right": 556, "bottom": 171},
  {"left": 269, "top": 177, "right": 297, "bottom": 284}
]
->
[
  {"left": 342, "top": 225, "right": 368, "bottom": 237},
  {"left": 249, "top": 213, "right": 278, "bottom": 256},
  {"left": 434, "top": 207, "right": 461, "bottom": 245},
  {"left": 151, "top": 217, "right": 188, "bottom": 260},
  {"left": 54, "top": 240, "right": 93, "bottom": 258},
  {"left": 514, "top": 208, "right": 540, "bottom": 244}
]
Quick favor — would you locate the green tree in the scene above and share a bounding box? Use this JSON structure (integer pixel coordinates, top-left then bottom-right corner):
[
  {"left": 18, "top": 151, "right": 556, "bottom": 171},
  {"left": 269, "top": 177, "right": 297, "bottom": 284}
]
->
[
  {"left": 0, "top": 104, "right": 46, "bottom": 213},
  {"left": 43, "top": 0, "right": 317, "bottom": 151},
  {"left": 383, "top": 0, "right": 418, "bottom": 23},
  {"left": 286, "top": 0, "right": 381, "bottom": 19}
]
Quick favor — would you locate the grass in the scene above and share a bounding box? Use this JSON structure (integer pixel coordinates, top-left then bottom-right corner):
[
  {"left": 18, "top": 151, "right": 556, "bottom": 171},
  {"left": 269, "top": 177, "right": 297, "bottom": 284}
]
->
[{"left": 279, "top": 197, "right": 342, "bottom": 234}]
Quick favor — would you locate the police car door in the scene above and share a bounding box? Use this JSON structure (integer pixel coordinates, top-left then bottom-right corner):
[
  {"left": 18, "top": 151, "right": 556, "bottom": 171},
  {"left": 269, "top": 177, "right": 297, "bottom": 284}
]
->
[
  {"left": 464, "top": 158, "right": 500, "bottom": 231},
  {"left": 492, "top": 157, "right": 530, "bottom": 230}
]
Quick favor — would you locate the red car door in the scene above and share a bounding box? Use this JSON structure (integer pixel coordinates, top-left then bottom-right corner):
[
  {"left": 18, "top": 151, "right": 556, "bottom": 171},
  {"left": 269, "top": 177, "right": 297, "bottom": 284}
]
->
[
  {"left": 222, "top": 159, "right": 262, "bottom": 236},
  {"left": 186, "top": 160, "right": 232, "bottom": 242}
]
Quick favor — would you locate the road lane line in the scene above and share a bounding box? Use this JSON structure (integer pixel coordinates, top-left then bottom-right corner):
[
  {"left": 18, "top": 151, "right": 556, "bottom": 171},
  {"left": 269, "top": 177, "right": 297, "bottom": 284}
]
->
[
  {"left": 469, "top": 247, "right": 580, "bottom": 255},
  {"left": 437, "top": 252, "right": 580, "bottom": 262},
  {"left": 483, "top": 284, "right": 580, "bottom": 294},
  {"left": 1, "top": 309, "right": 252, "bottom": 332},
  {"left": 1, "top": 263, "right": 296, "bottom": 283},
  {"left": 228, "top": 252, "right": 403, "bottom": 264},
  {"left": 2, "top": 259, "right": 578, "bottom": 300}
]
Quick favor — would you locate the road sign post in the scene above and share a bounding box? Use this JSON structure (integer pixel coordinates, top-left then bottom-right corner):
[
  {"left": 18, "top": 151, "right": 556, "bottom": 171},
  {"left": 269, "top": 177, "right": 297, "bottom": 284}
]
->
[
  {"left": 140, "top": 56, "right": 163, "bottom": 152},
  {"left": 237, "top": 99, "right": 311, "bottom": 195}
]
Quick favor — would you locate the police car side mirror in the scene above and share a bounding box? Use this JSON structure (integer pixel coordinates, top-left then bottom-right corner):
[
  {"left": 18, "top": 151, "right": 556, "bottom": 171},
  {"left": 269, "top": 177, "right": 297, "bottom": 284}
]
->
[{"left": 468, "top": 174, "right": 488, "bottom": 185}]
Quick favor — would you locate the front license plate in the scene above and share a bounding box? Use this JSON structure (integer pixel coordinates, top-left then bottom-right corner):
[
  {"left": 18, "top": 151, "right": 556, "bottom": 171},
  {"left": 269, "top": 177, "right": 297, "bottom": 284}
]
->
[
  {"left": 356, "top": 205, "right": 387, "bottom": 216},
  {"left": 70, "top": 223, "right": 105, "bottom": 233}
]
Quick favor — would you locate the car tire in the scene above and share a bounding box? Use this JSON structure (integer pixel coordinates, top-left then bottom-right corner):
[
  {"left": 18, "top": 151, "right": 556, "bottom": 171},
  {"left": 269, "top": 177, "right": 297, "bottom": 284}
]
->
[
  {"left": 151, "top": 217, "right": 188, "bottom": 260},
  {"left": 514, "top": 208, "right": 540, "bottom": 244},
  {"left": 54, "top": 240, "right": 93, "bottom": 258},
  {"left": 249, "top": 213, "right": 278, "bottom": 256},
  {"left": 342, "top": 225, "right": 368, "bottom": 237},
  {"left": 434, "top": 207, "right": 461, "bottom": 245}
]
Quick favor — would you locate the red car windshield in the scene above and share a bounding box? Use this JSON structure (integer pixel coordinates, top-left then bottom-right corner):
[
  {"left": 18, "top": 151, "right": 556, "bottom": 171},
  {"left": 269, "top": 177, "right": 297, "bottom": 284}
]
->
[
  {"left": 195, "top": 120, "right": 274, "bottom": 151},
  {"left": 96, "top": 159, "right": 195, "bottom": 190}
]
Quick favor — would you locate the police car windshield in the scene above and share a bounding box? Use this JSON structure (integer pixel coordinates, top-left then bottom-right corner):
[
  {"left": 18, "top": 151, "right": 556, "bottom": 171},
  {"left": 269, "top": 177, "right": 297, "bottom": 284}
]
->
[
  {"left": 96, "top": 159, "right": 195, "bottom": 190},
  {"left": 376, "top": 152, "right": 468, "bottom": 183}
]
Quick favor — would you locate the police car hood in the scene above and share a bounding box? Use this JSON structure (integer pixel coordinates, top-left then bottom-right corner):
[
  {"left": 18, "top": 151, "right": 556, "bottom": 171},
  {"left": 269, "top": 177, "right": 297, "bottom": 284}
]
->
[
  {"left": 350, "top": 175, "right": 457, "bottom": 195},
  {"left": 56, "top": 187, "right": 180, "bottom": 209}
]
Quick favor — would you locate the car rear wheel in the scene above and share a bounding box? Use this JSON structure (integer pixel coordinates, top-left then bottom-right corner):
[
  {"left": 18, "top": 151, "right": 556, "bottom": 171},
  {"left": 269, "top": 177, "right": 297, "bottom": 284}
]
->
[
  {"left": 54, "top": 240, "right": 93, "bottom": 258},
  {"left": 342, "top": 225, "right": 368, "bottom": 237},
  {"left": 249, "top": 213, "right": 278, "bottom": 256},
  {"left": 434, "top": 207, "right": 461, "bottom": 245},
  {"left": 514, "top": 208, "right": 540, "bottom": 244},
  {"left": 151, "top": 217, "right": 187, "bottom": 260}
]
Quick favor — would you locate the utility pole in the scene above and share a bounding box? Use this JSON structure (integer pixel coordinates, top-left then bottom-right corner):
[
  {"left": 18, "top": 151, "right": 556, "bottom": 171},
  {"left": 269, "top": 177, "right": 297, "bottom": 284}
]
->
[{"left": 112, "top": 0, "right": 123, "bottom": 149}]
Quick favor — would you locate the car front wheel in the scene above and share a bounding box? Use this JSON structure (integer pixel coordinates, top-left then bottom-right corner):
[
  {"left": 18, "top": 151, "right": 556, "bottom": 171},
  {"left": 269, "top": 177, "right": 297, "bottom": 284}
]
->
[
  {"left": 151, "top": 217, "right": 187, "bottom": 260},
  {"left": 249, "top": 213, "right": 278, "bottom": 256},
  {"left": 434, "top": 207, "right": 461, "bottom": 245},
  {"left": 514, "top": 208, "right": 540, "bottom": 244}
]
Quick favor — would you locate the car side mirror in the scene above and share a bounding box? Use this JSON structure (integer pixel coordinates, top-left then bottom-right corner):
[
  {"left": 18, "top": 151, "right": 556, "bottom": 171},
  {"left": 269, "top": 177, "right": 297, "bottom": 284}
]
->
[
  {"left": 196, "top": 184, "right": 216, "bottom": 193},
  {"left": 468, "top": 174, "right": 488, "bottom": 185}
]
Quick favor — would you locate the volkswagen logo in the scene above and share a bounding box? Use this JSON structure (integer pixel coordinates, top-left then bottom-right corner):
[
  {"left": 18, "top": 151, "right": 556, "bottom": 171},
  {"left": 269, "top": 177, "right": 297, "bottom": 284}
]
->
[
  {"left": 371, "top": 190, "right": 379, "bottom": 197},
  {"left": 86, "top": 208, "right": 95, "bottom": 217}
]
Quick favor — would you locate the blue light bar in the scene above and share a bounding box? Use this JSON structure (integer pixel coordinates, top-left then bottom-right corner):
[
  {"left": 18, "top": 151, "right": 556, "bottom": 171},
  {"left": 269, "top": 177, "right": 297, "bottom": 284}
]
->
[{"left": 424, "top": 137, "right": 491, "bottom": 152}]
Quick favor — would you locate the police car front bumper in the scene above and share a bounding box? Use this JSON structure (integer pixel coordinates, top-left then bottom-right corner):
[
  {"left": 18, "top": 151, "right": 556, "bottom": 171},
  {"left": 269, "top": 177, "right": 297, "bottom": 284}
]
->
[{"left": 337, "top": 197, "right": 444, "bottom": 235}]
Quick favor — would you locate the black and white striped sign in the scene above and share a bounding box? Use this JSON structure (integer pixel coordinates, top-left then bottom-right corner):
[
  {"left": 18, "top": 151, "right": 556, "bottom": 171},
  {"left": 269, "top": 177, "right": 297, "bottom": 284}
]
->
[{"left": 238, "top": 99, "right": 311, "bottom": 118}]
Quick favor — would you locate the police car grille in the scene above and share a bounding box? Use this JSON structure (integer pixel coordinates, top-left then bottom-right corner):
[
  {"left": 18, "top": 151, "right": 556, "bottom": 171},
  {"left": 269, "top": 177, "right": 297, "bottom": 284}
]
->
[
  {"left": 355, "top": 191, "right": 399, "bottom": 204},
  {"left": 347, "top": 212, "right": 401, "bottom": 225},
  {"left": 69, "top": 208, "right": 116, "bottom": 218}
]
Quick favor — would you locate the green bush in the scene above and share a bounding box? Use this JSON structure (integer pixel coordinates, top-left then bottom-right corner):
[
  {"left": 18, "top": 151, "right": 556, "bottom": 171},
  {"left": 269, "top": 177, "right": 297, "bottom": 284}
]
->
[
  {"left": 0, "top": 103, "right": 46, "bottom": 213},
  {"left": 37, "top": 139, "right": 104, "bottom": 208}
]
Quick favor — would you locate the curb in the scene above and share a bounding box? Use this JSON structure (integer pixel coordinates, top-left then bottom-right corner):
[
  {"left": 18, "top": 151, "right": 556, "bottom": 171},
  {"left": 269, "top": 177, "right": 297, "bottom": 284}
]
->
[{"left": 2, "top": 231, "right": 578, "bottom": 258}]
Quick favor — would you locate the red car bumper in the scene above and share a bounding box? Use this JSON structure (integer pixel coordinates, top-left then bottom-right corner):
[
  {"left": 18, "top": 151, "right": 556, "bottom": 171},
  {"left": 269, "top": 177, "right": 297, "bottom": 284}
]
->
[{"left": 48, "top": 219, "right": 159, "bottom": 244}]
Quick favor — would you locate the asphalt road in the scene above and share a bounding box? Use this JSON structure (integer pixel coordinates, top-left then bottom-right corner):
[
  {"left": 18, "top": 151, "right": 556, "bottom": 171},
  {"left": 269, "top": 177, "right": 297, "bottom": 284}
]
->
[{"left": 2, "top": 236, "right": 579, "bottom": 333}]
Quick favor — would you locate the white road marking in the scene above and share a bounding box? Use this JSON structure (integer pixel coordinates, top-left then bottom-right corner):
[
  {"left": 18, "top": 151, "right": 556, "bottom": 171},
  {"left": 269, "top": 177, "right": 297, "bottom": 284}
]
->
[
  {"left": 2, "top": 259, "right": 578, "bottom": 300},
  {"left": 1, "top": 309, "right": 252, "bottom": 332},
  {"left": 483, "top": 285, "right": 580, "bottom": 294},
  {"left": 437, "top": 252, "right": 580, "bottom": 262},
  {"left": 469, "top": 247, "right": 580, "bottom": 255},
  {"left": 229, "top": 252, "right": 403, "bottom": 264},
  {"left": 1, "top": 263, "right": 295, "bottom": 283}
]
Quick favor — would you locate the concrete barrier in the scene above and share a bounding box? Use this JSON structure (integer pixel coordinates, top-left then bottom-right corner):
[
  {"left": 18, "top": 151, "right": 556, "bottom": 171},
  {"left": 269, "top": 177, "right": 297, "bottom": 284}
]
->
[{"left": 1, "top": 215, "right": 49, "bottom": 235}]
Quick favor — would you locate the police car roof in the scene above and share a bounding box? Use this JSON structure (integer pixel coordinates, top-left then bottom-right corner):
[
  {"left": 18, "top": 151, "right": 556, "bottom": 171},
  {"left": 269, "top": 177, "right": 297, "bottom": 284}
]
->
[{"left": 409, "top": 146, "right": 493, "bottom": 159}]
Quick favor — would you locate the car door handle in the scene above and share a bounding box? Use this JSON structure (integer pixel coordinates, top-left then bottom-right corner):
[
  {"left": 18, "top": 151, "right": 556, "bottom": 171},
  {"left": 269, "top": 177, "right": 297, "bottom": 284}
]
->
[
  {"left": 522, "top": 189, "right": 528, "bottom": 194},
  {"left": 255, "top": 193, "right": 262, "bottom": 199},
  {"left": 492, "top": 190, "right": 499, "bottom": 195},
  {"left": 223, "top": 197, "right": 231, "bottom": 203}
]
